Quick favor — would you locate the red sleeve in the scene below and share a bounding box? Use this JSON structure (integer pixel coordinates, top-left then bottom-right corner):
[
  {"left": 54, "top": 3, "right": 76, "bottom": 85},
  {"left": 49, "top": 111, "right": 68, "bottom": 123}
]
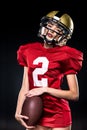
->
[
  {"left": 61, "top": 47, "right": 83, "bottom": 75},
  {"left": 17, "top": 45, "right": 28, "bottom": 67}
]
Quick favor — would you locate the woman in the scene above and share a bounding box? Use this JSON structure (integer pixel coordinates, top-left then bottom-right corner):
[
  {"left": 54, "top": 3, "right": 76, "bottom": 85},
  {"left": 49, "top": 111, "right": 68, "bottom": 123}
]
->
[{"left": 15, "top": 11, "right": 83, "bottom": 130}]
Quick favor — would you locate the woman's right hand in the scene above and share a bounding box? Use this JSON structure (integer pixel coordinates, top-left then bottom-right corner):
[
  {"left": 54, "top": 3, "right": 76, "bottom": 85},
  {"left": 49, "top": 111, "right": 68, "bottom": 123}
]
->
[{"left": 15, "top": 113, "right": 35, "bottom": 129}]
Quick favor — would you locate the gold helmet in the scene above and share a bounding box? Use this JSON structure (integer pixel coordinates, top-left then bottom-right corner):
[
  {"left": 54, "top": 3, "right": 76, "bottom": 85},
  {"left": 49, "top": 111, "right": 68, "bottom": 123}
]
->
[
  {"left": 38, "top": 10, "right": 74, "bottom": 44},
  {"left": 46, "top": 11, "right": 74, "bottom": 35}
]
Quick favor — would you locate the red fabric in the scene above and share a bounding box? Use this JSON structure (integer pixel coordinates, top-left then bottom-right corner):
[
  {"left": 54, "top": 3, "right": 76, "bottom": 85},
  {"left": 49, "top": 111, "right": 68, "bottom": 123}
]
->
[{"left": 17, "top": 42, "right": 83, "bottom": 127}]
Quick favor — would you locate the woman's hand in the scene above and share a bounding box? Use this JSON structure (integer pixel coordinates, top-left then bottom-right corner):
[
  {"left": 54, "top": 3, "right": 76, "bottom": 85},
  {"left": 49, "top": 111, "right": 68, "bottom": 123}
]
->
[
  {"left": 15, "top": 113, "right": 35, "bottom": 129},
  {"left": 25, "top": 87, "right": 47, "bottom": 97}
]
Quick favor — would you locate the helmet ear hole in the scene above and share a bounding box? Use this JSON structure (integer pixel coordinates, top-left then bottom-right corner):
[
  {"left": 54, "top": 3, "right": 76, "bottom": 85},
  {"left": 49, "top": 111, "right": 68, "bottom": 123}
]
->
[{"left": 67, "top": 34, "right": 71, "bottom": 39}]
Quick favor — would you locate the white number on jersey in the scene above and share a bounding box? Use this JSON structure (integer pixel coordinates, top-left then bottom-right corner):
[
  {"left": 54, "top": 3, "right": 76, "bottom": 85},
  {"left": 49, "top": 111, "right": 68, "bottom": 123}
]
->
[{"left": 32, "top": 57, "right": 49, "bottom": 87}]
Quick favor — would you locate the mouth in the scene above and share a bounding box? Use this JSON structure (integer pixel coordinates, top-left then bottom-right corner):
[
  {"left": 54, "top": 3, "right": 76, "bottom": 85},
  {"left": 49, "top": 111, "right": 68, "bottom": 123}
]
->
[{"left": 47, "top": 33, "right": 53, "bottom": 38}]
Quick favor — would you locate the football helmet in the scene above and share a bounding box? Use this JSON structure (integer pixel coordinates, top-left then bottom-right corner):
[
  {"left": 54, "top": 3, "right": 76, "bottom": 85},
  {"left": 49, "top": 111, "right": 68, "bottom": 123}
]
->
[{"left": 38, "top": 11, "right": 74, "bottom": 45}]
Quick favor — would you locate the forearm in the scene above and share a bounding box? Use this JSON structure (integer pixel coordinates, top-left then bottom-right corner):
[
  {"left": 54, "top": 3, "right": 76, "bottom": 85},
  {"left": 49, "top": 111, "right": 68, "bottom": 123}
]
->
[
  {"left": 45, "top": 87, "right": 79, "bottom": 100},
  {"left": 15, "top": 67, "right": 29, "bottom": 115},
  {"left": 15, "top": 89, "right": 26, "bottom": 114}
]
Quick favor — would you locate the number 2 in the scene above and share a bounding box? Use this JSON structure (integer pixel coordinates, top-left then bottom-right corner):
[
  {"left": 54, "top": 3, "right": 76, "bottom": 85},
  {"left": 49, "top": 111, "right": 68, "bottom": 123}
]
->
[{"left": 32, "top": 57, "right": 49, "bottom": 87}]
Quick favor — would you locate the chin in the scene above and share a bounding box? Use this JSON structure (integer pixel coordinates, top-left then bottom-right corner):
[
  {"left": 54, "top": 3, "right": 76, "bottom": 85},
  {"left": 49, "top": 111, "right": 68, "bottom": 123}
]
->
[{"left": 45, "top": 38, "right": 53, "bottom": 44}]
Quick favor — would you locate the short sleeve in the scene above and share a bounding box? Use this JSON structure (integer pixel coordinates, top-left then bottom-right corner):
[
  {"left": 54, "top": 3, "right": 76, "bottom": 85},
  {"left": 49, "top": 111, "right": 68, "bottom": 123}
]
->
[
  {"left": 61, "top": 48, "right": 83, "bottom": 75},
  {"left": 17, "top": 45, "right": 28, "bottom": 67}
]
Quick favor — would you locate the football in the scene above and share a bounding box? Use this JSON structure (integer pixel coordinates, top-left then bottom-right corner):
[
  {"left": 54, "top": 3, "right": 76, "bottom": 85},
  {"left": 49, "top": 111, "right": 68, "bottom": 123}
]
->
[{"left": 21, "top": 96, "right": 43, "bottom": 126}]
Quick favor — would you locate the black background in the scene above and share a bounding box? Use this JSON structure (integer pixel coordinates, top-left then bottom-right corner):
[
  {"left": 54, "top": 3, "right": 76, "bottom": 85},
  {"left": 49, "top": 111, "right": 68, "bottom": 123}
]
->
[{"left": 0, "top": 0, "right": 87, "bottom": 130}]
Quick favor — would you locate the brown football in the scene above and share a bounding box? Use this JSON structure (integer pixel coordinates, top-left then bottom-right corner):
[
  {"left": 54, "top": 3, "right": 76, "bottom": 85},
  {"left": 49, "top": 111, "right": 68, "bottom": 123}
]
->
[{"left": 21, "top": 96, "right": 43, "bottom": 126}]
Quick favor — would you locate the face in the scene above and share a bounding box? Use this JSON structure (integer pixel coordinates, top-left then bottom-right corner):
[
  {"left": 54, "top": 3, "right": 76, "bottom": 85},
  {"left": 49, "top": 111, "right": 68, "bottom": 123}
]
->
[{"left": 44, "top": 21, "right": 63, "bottom": 42}]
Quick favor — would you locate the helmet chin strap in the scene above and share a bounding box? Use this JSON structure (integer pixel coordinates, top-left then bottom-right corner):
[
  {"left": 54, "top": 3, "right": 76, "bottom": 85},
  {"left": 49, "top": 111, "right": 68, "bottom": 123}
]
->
[{"left": 44, "top": 38, "right": 56, "bottom": 45}]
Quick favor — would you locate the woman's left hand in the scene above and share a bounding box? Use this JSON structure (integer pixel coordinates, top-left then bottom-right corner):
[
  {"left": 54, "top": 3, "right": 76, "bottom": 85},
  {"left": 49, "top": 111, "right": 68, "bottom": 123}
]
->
[{"left": 25, "top": 87, "right": 46, "bottom": 97}]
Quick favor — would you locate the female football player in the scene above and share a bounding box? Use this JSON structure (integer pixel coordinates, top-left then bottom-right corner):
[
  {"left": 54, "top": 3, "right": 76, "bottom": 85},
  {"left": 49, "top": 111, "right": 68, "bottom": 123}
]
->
[{"left": 15, "top": 11, "right": 83, "bottom": 130}]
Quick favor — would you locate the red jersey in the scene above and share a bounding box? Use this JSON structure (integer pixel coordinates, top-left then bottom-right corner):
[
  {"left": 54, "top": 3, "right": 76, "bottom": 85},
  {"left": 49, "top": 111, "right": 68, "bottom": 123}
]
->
[{"left": 17, "top": 42, "right": 83, "bottom": 127}]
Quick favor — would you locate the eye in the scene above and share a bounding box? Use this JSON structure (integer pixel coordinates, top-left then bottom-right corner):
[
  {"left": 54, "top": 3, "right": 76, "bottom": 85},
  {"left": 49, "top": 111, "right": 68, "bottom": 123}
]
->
[
  {"left": 53, "top": 27, "right": 62, "bottom": 34},
  {"left": 47, "top": 23, "right": 52, "bottom": 28}
]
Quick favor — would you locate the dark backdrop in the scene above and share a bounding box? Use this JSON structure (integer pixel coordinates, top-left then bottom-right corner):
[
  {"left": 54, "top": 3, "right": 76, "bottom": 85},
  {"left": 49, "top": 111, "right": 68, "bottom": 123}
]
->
[{"left": 0, "top": 0, "right": 87, "bottom": 130}]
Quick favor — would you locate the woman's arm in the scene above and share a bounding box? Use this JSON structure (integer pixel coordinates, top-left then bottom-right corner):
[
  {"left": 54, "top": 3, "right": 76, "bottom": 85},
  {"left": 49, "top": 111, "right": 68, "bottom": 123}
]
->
[
  {"left": 26, "top": 74, "right": 79, "bottom": 101},
  {"left": 15, "top": 67, "right": 36, "bottom": 129},
  {"left": 15, "top": 67, "right": 29, "bottom": 115}
]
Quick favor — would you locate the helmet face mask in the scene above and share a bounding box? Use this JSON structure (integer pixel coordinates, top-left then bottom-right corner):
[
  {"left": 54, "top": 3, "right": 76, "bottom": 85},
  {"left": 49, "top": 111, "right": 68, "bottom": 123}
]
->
[{"left": 38, "top": 11, "right": 74, "bottom": 45}]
